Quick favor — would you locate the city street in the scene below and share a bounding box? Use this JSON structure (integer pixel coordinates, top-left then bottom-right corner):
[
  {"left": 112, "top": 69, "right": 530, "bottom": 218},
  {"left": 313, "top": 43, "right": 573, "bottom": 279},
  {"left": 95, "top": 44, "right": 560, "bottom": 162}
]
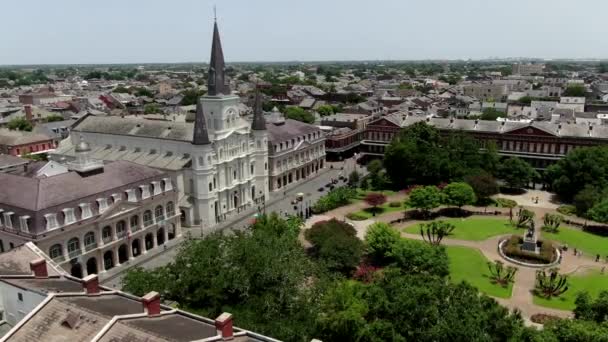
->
[{"left": 101, "top": 157, "right": 363, "bottom": 288}]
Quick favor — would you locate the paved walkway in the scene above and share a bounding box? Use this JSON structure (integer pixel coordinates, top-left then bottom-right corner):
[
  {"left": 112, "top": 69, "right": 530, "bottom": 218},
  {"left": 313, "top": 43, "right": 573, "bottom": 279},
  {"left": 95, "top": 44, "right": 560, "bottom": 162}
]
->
[{"left": 312, "top": 192, "right": 606, "bottom": 322}]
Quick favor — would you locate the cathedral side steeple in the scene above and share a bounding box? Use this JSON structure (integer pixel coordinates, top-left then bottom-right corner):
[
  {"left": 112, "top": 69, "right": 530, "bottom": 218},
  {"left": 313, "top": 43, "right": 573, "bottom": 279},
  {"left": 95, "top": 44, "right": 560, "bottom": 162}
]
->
[
  {"left": 192, "top": 98, "right": 211, "bottom": 145},
  {"left": 207, "top": 19, "right": 230, "bottom": 96}
]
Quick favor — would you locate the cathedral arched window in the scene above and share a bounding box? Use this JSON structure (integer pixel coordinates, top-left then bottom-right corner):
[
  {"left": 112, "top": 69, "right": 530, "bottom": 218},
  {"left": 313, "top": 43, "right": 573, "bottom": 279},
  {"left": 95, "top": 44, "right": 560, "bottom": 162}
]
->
[{"left": 198, "top": 156, "right": 204, "bottom": 166}]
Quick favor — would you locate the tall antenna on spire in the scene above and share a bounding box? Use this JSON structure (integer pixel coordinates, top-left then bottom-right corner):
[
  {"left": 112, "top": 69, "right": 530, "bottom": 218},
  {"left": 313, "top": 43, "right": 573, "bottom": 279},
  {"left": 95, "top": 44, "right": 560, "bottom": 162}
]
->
[{"left": 213, "top": 5, "right": 217, "bottom": 21}]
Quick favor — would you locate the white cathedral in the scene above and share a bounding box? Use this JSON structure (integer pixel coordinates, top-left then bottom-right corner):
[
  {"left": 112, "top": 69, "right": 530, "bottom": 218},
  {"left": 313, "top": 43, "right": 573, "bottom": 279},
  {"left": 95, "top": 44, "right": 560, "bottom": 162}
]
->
[{"left": 52, "top": 20, "right": 269, "bottom": 229}]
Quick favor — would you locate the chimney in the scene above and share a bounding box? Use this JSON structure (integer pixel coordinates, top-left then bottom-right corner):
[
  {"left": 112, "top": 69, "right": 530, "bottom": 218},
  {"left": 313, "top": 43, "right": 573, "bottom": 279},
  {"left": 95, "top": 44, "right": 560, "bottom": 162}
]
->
[
  {"left": 24, "top": 105, "right": 33, "bottom": 122},
  {"left": 142, "top": 291, "right": 161, "bottom": 316},
  {"left": 215, "top": 312, "right": 234, "bottom": 340},
  {"left": 30, "top": 258, "right": 48, "bottom": 278},
  {"left": 82, "top": 274, "right": 100, "bottom": 295}
]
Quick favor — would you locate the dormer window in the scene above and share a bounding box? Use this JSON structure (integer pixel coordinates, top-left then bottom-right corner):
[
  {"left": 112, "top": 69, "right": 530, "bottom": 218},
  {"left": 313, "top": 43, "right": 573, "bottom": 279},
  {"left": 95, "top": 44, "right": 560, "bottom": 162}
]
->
[
  {"left": 140, "top": 185, "right": 151, "bottom": 199},
  {"left": 19, "top": 216, "right": 30, "bottom": 233},
  {"left": 163, "top": 178, "right": 173, "bottom": 192},
  {"left": 112, "top": 193, "right": 122, "bottom": 203},
  {"left": 44, "top": 213, "right": 59, "bottom": 230},
  {"left": 126, "top": 189, "right": 137, "bottom": 202},
  {"left": 0, "top": 209, "right": 4, "bottom": 227},
  {"left": 152, "top": 181, "right": 162, "bottom": 196},
  {"left": 62, "top": 208, "right": 76, "bottom": 225},
  {"left": 97, "top": 198, "right": 109, "bottom": 214},
  {"left": 79, "top": 203, "right": 93, "bottom": 219},
  {"left": 3, "top": 212, "right": 14, "bottom": 229}
]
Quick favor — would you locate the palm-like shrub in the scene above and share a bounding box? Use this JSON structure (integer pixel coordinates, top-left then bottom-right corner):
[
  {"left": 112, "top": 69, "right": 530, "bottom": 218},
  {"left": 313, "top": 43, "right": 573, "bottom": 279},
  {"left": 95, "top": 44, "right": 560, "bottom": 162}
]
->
[
  {"left": 487, "top": 260, "right": 517, "bottom": 286},
  {"left": 542, "top": 213, "right": 563, "bottom": 233},
  {"left": 420, "top": 220, "right": 455, "bottom": 246},
  {"left": 516, "top": 207, "right": 535, "bottom": 228},
  {"left": 535, "top": 268, "right": 569, "bottom": 299}
]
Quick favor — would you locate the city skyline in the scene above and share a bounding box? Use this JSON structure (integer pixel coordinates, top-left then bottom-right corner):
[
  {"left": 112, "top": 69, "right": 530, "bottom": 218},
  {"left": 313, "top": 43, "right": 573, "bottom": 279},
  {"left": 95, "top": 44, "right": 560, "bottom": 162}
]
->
[{"left": 2, "top": 0, "right": 608, "bottom": 65}]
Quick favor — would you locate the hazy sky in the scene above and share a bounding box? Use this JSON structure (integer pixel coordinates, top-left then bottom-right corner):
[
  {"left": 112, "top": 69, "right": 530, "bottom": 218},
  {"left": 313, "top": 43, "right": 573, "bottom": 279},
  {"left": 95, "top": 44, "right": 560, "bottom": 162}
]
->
[{"left": 1, "top": 0, "right": 607, "bottom": 65}]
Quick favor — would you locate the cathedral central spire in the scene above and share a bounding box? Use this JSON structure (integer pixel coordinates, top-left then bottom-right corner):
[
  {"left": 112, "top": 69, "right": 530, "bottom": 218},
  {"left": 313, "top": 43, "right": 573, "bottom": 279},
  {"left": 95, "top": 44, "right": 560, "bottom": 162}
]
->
[{"left": 207, "top": 19, "right": 230, "bottom": 96}]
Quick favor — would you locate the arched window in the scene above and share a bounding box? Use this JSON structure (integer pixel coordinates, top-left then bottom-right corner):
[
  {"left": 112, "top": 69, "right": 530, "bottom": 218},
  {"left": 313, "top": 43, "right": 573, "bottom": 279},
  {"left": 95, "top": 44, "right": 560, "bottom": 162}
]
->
[
  {"left": 198, "top": 156, "right": 204, "bottom": 166},
  {"left": 155, "top": 205, "right": 164, "bottom": 222},
  {"left": 213, "top": 178, "right": 217, "bottom": 188},
  {"left": 166, "top": 202, "right": 175, "bottom": 217},
  {"left": 49, "top": 244, "right": 63, "bottom": 261},
  {"left": 67, "top": 238, "right": 80, "bottom": 258},
  {"left": 143, "top": 210, "right": 153, "bottom": 226},
  {"left": 102, "top": 226, "right": 112, "bottom": 242},
  {"left": 209, "top": 182, "right": 213, "bottom": 191},
  {"left": 84, "top": 232, "right": 96, "bottom": 249},
  {"left": 116, "top": 220, "right": 127, "bottom": 237},
  {"left": 130, "top": 215, "right": 139, "bottom": 230}
]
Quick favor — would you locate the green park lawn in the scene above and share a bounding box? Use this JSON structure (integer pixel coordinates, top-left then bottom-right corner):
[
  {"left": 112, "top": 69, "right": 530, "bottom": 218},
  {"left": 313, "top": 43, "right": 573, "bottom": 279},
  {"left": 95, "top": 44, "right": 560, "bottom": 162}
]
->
[
  {"left": 404, "top": 217, "right": 515, "bottom": 241},
  {"left": 348, "top": 202, "right": 407, "bottom": 220},
  {"left": 533, "top": 270, "right": 608, "bottom": 310},
  {"left": 447, "top": 246, "right": 513, "bottom": 298},
  {"left": 543, "top": 226, "right": 608, "bottom": 258}
]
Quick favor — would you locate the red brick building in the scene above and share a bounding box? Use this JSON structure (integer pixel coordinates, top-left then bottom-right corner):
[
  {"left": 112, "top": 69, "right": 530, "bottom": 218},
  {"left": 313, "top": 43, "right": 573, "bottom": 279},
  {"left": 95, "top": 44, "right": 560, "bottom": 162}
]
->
[{"left": 0, "top": 129, "right": 55, "bottom": 156}]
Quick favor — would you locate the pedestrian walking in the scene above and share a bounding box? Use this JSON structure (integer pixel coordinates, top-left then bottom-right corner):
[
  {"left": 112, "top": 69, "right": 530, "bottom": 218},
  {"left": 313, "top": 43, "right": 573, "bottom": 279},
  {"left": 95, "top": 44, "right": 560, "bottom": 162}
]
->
[
  {"left": 574, "top": 248, "right": 577, "bottom": 256},
  {"left": 602, "top": 267, "right": 606, "bottom": 274},
  {"left": 597, "top": 254, "right": 601, "bottom": 262}
]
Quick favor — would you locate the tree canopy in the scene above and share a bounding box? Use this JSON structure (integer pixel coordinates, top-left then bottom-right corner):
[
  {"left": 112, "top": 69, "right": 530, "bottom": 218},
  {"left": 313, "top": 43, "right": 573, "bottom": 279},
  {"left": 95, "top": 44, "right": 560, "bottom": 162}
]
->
[
  {"left": 442, "top": 182, "right": 476, "bottom": 208},
  {"left": 498, "top": 157, "right": 538, "bottom": 189},
  {"left": 408, "top": 185, "right": 443, "bottom": 215},
  {"left": 383, "top": 122, "right": 498, "bottom": 189},
  {"left": 283, "top": 107, "right": 315, "bottom": 124},
  {"left": 7, "top": 117, "right": 33, "bottom": 131}
]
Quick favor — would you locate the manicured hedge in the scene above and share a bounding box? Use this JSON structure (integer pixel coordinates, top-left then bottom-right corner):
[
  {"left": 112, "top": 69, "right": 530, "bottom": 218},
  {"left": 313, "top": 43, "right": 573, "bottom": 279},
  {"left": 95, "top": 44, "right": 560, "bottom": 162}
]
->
[{"left": 503, "top": 235, "right": 556, "bottom": 264}]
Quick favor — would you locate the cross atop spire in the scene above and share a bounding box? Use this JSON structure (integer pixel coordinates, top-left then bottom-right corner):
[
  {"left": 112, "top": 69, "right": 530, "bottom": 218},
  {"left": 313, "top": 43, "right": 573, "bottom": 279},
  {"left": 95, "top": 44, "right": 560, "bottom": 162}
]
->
[{"left": 207, "top": 18, "right": 230, "bottom": 96}]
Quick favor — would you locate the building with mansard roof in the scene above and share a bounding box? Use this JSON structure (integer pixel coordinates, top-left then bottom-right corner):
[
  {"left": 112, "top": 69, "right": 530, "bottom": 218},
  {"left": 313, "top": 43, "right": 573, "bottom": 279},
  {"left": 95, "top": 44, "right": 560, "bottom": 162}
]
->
[
  {"left": 51, "top": 20, "right": 270, "bottom": 229},
  {"left": 0, "top": 142, "right": 181, "bottom": 280}
]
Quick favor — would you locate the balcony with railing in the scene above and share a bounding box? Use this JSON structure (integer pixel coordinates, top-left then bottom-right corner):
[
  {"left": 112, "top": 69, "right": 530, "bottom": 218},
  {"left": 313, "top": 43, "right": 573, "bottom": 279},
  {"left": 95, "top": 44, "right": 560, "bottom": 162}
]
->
[
  {"left": 68, "top": 249, "right": 82, "bottom": 259},
  {"left": 102, "top": 236, "right": 113, "bottom": 244},
  {"left": 116, "top": 230, "right": 127, "bottom": 238},
  {"left": 52, "top": 255, "right": 65, "bottom": 263},
  {"left": 85, "top": 242, "right": 98, "bottom": 251}
]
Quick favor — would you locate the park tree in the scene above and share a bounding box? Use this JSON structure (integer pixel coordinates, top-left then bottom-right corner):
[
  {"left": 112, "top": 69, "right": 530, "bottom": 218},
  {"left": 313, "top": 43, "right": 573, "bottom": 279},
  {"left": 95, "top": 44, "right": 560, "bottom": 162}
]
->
[
  {"left": 535, "top": 268, "right": 569, "bottom": 299},
  {"left": 389, "top": 239, "right": 450, "bottom": 277},
  {"left": 408, "top": 185, "right": 443, "bottom": 218},
  {"left": 419, "top": 220, "right": 455, "bottom": 246},
  {"left": 123, "top": 213, "right": 320, "bottom": 341},
  {"left": 464, "top": 172, "right": 499, "bottom": 202},
  {"left": 573, "top": 291, "right": 608, "bottom": 323},
  {"left": 487, "top": 260, "right": 518, "bottom": 287},
  {"left": 384, "top": 122, "right": 494, "bottom": 189},
  {"left": 542, "top": 213, "right": 563, "bottom": 232},
  {"left": 573, "top": 185, "right": 604, "bottom": 217},
  {"left": 497, "top": 157, "right": 538, "bottom": 189},
  {"left": 442, "top": 182, "right": 476, "bottom": 209},
  {"left": 306, "top": 219, "right": 363, "bottom": 275},
  {"left": 7, "top": 117, "right": 33, "bottom": 131},
  {"left": 545, "top": 146, "right": 608, "bottom": 202},
  {"left": 588, "top": 199, "right": 608, "bottom": 223},
  {"left": 364, "top": 222, "right": 400, "bottom": 263},
  {"left": 364, "top": 193, "right": 387, "bottom": 216},
  {"left": 347, "top": 170, "right": 360, "bottom": 187}
]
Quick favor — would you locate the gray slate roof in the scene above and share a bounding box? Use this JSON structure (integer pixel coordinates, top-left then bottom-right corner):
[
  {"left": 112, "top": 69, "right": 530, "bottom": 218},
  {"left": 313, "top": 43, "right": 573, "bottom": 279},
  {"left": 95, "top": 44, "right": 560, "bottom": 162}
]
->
[
  {"left": 73, "top": 115, "right": 194, "bottom": 142},
  {"left": 266, "top": 119, "right": 321, "bottom": 143},
  {"left": 0, "top": 160, "right": 164, "bottom": 211}
]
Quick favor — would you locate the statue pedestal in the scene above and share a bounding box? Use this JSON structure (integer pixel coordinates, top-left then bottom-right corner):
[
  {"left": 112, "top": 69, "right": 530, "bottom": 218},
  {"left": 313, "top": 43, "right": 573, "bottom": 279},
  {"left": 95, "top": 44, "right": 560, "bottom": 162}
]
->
[{"left": 521, "top": 234, "right": 538, "bottom": 253}]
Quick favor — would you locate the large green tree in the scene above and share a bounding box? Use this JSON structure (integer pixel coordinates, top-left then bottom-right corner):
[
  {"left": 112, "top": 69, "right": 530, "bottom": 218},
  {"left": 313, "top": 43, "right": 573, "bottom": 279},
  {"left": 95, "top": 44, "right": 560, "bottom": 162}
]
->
[
  {"left": 383, "top": 122, "right": 496, "bottom": 189},
  {"left": 283, "top": 107, "right": 315, "bottom": 123},
  {"left": 498, "top": 157, "right": 538, "bottom": 189},
  {"left": 442, "top": 182, "right": 476, "bottom": 208},
  {"left": 122, "top": 213, "right": 320, "bottom": 341},
  {"left": 546, "top": 146, "right": 608, "bottom": 202},
  {"left": 408, "top": 185, "right": 443, "bottom": 217}
]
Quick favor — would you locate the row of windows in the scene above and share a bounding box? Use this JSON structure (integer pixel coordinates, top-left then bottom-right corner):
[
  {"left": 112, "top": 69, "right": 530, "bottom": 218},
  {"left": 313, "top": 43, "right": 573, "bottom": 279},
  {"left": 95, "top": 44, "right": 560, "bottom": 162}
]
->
[
  {"left": 13, "top": 142, "right": 53, "bottom": 156},
  {"left": 42, "top": 179, "right": 173, "bottom": 231},
  {"left": 48, "top": 202, "right": 175, "bottom": 261},
  {"left": 274, "top": 131, "right": 322, "bottom": 152}
]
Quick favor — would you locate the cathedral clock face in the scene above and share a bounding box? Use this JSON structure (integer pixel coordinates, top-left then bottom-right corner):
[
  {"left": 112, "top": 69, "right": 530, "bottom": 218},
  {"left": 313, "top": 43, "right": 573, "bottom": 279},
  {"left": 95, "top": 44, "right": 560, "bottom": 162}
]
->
[{"left": 225, "top": 107, "right": 237, "bottom": 117}]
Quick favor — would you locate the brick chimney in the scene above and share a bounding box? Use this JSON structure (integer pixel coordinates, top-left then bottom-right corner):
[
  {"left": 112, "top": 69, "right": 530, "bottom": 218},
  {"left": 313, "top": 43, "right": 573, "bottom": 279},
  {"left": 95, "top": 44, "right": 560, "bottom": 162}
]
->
[
  {"left": 215, "top": 312, "right": 234, "bottom": 340},
  {"left": 30, "top": 258, "right": 48, "bottom": 278},
  {"left": 142, "top": 291, "right": 161, "bottom": 316},
  {"left": 24, "top": 105, "right": 33, "bottom": 122},
  {"left": 82, "top": 274, "right": 100, "bottom": 295}
]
